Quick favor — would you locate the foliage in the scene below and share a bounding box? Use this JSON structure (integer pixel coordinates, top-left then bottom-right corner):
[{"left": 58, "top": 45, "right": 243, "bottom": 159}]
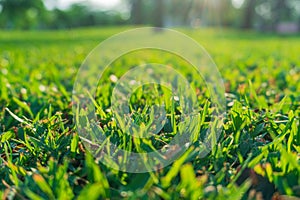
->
[
  {"left": 0, "top": 1, "right": 127, "bottom": 30},
  {"left": 1, "top": 0, "right": 300, "bottom": 30}
]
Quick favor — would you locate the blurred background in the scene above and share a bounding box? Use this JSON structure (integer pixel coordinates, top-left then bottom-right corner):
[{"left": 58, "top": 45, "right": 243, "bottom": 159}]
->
[{"left": 0, "top": 0, "right": 300, "bottom": 33}]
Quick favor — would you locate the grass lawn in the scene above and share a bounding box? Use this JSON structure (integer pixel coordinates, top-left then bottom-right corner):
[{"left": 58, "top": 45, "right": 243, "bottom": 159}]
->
[{"left": 0, "top": 27, "right": 299, "bottom": 199}]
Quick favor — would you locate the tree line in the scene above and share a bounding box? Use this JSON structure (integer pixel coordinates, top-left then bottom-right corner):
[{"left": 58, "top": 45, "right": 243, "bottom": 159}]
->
[{"left": 0, "top": 0, "right": 299, "bottom": 31}]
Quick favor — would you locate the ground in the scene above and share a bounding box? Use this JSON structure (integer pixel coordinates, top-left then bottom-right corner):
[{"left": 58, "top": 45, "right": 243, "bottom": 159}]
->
[{"left": 0, "top": 27, "right": 299, "bottom": 199}]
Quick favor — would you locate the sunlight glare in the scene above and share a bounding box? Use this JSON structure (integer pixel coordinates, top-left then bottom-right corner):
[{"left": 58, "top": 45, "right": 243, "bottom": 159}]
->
[{"left": 231, "top": 0, "right": 244, "bottom": 9}]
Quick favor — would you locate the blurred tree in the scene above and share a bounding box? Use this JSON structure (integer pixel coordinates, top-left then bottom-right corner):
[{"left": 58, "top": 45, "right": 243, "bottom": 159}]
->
[
  {"left": 0, "top": 0, "right": 46, "bottom": 29},
  {"left": 130, "top": 0, "right": 143, "bottom": 24},
  {"left": 242, "top": 0, "right": 257, "bottom": 29},
  {"left": 127, "top": 0, "right": 165, "bottom": 27},
  {"left": 0, "top": 1, "right": 127, "bottom": 29},
  {"left": 48, "top": 4, "right": 126, "bottom": 29},
  {"left": 165, "top": 0, "right": 195, "bottom": 26},
  {"left": 255, "top": 0, "right": 297, "bottom": 31},
  {"left": 154, "top": 0, "right": 164, "bottom": 27},
  {"left": 165, "top": 0, "right": 235, "bottom": 27},
  {"left": 0, "top": 0, "right": 297, "bottom": 31},
  {"left": 272, "top": 0, "right": 292, "bottom": 29}
]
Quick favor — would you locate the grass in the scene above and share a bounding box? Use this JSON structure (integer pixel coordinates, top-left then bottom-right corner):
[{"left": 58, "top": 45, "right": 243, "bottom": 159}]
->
[{"left": 0, "top": 26, "right": 299, "bottom": 199}]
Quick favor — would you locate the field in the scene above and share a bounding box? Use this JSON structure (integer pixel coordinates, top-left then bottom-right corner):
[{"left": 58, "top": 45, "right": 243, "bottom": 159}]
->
[{"left": 0, "top": 27, "right": 299, "bottom": 199}]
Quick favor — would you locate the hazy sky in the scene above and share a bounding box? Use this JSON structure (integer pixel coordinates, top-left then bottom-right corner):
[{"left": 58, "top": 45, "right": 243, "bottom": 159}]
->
[
  {"left": 231, "top": 0, "right": 245, "bottom": 8},
  {"left": 44, "top": 0, "right": 245, "bottom": 11},
  {"left": 44, "top": 0, "right": 122, "bottom": 10}
]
